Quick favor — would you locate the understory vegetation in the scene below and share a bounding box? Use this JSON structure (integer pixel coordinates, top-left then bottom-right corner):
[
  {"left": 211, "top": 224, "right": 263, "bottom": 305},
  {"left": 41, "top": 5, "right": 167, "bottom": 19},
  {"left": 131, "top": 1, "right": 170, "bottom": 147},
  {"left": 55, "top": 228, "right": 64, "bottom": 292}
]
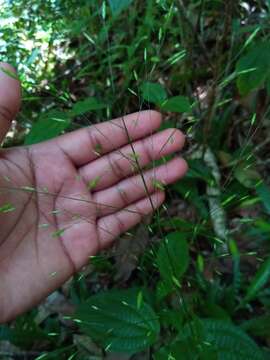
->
[{"left": 1, "top": 0, "right": 270, "bottom": 359}]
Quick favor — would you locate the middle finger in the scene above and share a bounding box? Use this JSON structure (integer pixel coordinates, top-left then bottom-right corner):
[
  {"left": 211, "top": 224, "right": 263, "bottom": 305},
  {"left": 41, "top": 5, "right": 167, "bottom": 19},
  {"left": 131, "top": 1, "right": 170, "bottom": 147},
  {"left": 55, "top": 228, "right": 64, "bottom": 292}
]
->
[{"left": 79, "top": 128, "right": 185, "bottom": 192}]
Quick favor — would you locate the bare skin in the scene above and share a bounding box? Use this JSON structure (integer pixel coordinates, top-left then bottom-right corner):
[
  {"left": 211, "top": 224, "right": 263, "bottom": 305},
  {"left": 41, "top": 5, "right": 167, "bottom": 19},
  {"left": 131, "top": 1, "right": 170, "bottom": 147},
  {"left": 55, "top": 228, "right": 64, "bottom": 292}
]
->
[{"left": 0, "top": 63, "right": 188, "bottom": 323}]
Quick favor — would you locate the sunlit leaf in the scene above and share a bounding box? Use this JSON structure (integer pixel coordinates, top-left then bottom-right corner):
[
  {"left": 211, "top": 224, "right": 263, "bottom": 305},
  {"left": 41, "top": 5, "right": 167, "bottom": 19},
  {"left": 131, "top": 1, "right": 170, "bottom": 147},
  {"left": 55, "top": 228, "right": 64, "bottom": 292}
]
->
[
  {"left": 140, "top": 82, "right": 167, "bottom": 105},
  {"left": 161, "top": 95, "right": 191, "bottom": 113},
  {"left": 24, "top": 111, "right": 70, "bottom": 145},
  {"left": 69, "top": 97, "right": 106, "bottom": 117}
]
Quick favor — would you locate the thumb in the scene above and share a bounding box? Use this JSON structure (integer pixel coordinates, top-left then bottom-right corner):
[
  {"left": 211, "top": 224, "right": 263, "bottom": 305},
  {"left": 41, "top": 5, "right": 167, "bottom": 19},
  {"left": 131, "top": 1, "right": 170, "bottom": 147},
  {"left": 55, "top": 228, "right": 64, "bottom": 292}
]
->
[{"left": 0, "top": 63, "right": 21, "bottom": 143}]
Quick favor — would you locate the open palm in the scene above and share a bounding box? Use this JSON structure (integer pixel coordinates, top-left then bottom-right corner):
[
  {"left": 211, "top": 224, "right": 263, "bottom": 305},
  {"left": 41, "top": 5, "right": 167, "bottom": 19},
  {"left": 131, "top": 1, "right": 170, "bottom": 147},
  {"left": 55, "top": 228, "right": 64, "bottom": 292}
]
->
[{"left": 0, "top": 64, "right": 187, "bottom": 322}]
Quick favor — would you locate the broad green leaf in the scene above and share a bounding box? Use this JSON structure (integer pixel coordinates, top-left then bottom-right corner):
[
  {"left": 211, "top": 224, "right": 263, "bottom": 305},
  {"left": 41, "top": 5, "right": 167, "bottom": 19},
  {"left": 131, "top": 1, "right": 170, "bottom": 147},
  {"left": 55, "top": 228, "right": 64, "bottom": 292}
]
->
[
  {"left": 159, "top": 119, "right": 175, "bottom": 131},
  {"left": 69, "top": 97, "right": 106, "bottom": 117},
  {"left": 24, "top": 111, "right": 70, "bottom": 145},
  {"left": 256, "top": 182, "right": 270, "bottom": 214},
  {"left": 156, "top": 232, "right": 189, "bottom": 291},
  {"left": 241, "top": 314, "right": 270, "bottom": 338},
  {"left": 108, "top": 0, "right": 134, "bottom": 16},
  {"left": 244, "top": 257, "right": 270, "bottom": 303},
  {"left": 161, "top": 95, "right": 191, "bottom": 113},
  {"left": 140, "top": 82, "right": 167, "bottom": 105},
  {"left": 75, "top": 288, "right": 160, "bottom": 353},
  {"left": 234, "top": 164, "right": 261, "bottom": 189},
  {"left": 174, "top": 319, "right": 265, "bottom": 360},
  {"left": 236, "top": 41, "right": 270, "bottom": 95}
]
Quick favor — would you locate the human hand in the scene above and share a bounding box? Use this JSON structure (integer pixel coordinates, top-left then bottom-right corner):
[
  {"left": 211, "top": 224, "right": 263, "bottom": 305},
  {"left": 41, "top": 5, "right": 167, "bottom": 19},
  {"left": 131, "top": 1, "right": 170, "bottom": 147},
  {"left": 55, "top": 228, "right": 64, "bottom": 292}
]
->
[{"left": 0, "top": 63, "right": 187, "bottom": 322}]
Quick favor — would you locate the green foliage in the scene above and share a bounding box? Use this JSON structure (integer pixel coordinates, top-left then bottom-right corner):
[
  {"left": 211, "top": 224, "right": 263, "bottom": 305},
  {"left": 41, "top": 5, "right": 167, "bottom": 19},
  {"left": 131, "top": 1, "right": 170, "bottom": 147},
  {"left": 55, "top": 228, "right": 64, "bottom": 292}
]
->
[
  {"left": 0, "top": 313, "right": 51, "bottom": 349},
  {"left": 108, "top": 0, "right": 134, "bottom": 16},
  {"left": 156, "top": 232, "right": 189, "bottom": 292},
  {"left": 140, "top": 82, "right": 190, "bottom": 112},
  {"left": 161, "top": 95, "right": 191, "bottom": 113},
  {"left": 24, "top": 97, "right": 107, "bottom": 145},
  {"left": 234, "top": 163, "right": 261, "bottom": 189},
  {"left": 2, "top": 0, "right": 270, "bottom": 357},
  {"left": 140, "top": 82, "right": 167, "bottom": 105},
  {"left": 236, "top": 41, "right": 270, "bottom": 95},
  {"left": 69, "top": 97, "right": 106, "bottom": 117},
  {"left": 181, "top": 319, "right": 265, "bottom": 360},
  {"left": 24, "top": 111, "right": 70, "bottom": 145},
  {"left": 244, "top": 256, "right": 270, "bottom": 303},
  {"left": 156, "top": 319, "right": 266, "bottom": 359},
  {"left": 75, "top": 288, "right": 160, "bottom": 353},
  {"left": 229, "top": 239, "right": 241, "bottom": 297},
  {"left": 155, "top": 339, "right": 200, "bottom": 360},
  {"left": 241, "top": 314, "right": 270, "bottom": 338}
]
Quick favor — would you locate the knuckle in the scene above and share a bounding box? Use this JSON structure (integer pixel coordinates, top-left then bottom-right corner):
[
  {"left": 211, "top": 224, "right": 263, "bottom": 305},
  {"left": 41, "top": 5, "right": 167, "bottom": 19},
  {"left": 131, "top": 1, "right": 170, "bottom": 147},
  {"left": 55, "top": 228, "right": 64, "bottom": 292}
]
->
[
  {"left": 116, "top": 185, "right": 129, "bottom": 209},
  {"left": 107, "top": 152, "right": 124, "bottom": 180},
  {"left": 115, "top": 213, "right": 126, "bottom": 235},
  {"left": 87, "top": 128, "right": 103, "bottom": 155},
  {"left": 142, "top": 138, "right": 153, "bottom": 163}
]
